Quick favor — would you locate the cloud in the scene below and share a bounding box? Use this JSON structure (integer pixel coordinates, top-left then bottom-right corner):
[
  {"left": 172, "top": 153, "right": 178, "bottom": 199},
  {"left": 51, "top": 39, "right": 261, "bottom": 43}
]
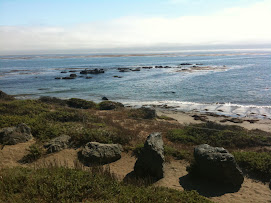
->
[{"left": 0, "top": 0, "right": 271, "bottom": 53}]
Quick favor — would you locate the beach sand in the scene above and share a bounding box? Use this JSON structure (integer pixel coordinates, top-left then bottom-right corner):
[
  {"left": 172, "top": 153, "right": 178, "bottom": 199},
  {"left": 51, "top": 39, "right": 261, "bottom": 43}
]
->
[{"left": 156, "top": 109, "right": 271, "bottom": 132}]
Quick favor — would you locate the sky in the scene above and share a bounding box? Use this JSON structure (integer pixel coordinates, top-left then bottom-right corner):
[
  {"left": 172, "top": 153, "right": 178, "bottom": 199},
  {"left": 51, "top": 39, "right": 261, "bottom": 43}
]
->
[{"left": 0, "top": 0, "right": 271, "bottom": 54}]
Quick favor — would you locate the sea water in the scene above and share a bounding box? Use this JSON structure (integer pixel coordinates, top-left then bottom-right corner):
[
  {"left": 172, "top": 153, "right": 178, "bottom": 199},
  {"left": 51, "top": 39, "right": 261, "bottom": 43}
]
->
[{"left": 0, "top": 49, "right": 271, "bottom": 118}]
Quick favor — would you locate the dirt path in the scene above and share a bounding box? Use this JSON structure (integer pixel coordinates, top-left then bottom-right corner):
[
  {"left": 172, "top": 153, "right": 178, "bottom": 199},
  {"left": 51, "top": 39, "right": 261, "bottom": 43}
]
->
[
  {"left": 0, "top": 139, "right": 35, "bottom": 168},
  {"left": 1, "top": 142, "right": 270, "bottom": 203},
  {"left": 106, "top": 152, "right": 271, "bottom": 203}
]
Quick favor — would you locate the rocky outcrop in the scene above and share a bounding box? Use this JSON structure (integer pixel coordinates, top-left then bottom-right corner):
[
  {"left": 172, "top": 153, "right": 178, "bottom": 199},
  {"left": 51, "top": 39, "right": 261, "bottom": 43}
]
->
[
  {"left": 80, "top": 142, "right": 122, "bottom": 165},
  {"left": 102, "top": 96, "right": 109, "bottom": 101},
  {"left": 0, "top": 123, "right": 33, "bottom": 145},
  {"left": 193, "top": 144, "right": 244, "bottom": 187},
  {"left": 134, "top": 132, "right": 165, "bottom": 180},
  {"left": 44, "top": 135, "right": 71, "bottom": 153},
  {"left": 80, "top": 69, "right": 105, "bottom": 74}
]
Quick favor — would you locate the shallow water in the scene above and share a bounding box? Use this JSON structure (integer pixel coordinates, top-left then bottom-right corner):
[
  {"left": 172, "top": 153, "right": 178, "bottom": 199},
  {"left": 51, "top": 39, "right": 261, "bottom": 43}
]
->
[{"left": 1, "top": 49, "right": 271, "bottom": 118}]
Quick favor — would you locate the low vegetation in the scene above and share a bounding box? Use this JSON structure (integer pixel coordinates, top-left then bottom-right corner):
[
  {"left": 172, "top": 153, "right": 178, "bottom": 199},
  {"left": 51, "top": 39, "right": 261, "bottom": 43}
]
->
[
  {"left": 1, "top": 92, "right": 271, "bottom": 201},
  {"left": 167, "top": 122, "right": 271, "bottom": 149},
  {"left": 0, "top": 166, "right": 212, "bottom": 202},
  {"left": 20, "top": 143, "right": 43, "bottom": 163},
  {"left": 233, "top": 151, "right": 271, "bottom": 181}
]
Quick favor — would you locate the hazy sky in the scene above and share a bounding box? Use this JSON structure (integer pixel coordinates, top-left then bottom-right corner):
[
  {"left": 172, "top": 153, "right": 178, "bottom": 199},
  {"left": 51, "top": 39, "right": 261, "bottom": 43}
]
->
[{"left": 0, "top": 0, "right": 271, "bottom": 54}]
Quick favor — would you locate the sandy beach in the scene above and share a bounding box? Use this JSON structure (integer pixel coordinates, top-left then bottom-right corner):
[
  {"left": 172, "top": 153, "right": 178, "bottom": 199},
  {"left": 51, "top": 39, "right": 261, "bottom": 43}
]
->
[{"left": 156, "top": 108, "right": 271, "bottom": 133}]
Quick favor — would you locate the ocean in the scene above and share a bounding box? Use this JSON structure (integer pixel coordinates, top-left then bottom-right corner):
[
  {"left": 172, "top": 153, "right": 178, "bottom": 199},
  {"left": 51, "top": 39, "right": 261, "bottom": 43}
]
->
[{"left": 1, "top": 49, "right": 271, "bottom": 119}]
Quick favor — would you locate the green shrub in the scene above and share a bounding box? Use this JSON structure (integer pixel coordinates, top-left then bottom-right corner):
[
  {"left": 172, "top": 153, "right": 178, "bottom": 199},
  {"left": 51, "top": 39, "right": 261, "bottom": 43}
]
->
[
  {"left": 164, "top": 145, "right": 192, "bottom": 161},
  {"left": 129, "top": 107, "right": 156, "bottom": 119},
  {"left": 233, "top": 151, "right": 271, "bottom": 181},
  {"left": 132, "top": 144, "right": 192, "bottom": 161},
  {"left": 39, "top": 96, "right": 67, "bottom": 106},
  {"left": 67, "top": 98, "right": 97, "bottom": 109},
  {"left": 167, "top": 122, "right": 271, "bottom": 148},
  {"left": 99, "top": 101, "right": 124, "bottom": 110},
  {"left": 0, "top": 90, "right": 15, "bottom": 101},
  {"left": 0, "top": 167, "right": 212, "bottom": 202},
  {"left": 20, "top": 144, "right": 43, "bottom": 163}
]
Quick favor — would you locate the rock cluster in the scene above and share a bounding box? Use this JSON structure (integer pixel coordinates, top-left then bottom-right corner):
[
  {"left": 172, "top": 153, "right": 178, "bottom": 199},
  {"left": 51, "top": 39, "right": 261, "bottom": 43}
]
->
[
  {"left": 134, "top": 132, "right": 165, "bottom": 180},
  {"left": 0, "top": 123, "right": 33, "bottom": 145},
  {"left": 44, "top": 135, "right": 71, "bottom": 153}
]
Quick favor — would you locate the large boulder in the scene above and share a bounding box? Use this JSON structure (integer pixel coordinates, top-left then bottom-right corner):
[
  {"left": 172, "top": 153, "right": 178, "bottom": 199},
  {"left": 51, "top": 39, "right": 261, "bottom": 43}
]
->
[
  {"left": 0, "top": 123, "right": 33, "bottom": 145},
  {"left": 193, "top": 144, "right": 244, "bottom": 187},
  {"left": 134, "top": 132, "right": 165, "bottom": 180},
  {"left": 80, "top": 142, "right": 122, "bottom": 165},
  {"left": 44, "top": 135, "right": 71, "bottom": 153}
]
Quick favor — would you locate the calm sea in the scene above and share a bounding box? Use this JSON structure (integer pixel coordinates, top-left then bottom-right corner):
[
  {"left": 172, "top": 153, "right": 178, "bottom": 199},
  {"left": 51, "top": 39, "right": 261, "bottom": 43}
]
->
[{"left": 1, "top": 49, "right": 271, "bottom": 118}]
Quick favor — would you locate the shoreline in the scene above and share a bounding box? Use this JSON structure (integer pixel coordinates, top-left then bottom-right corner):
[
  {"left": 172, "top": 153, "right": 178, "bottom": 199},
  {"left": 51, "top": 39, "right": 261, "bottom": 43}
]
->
[{"left": 155, "top": 107, "right": 271, "bottom": 132}]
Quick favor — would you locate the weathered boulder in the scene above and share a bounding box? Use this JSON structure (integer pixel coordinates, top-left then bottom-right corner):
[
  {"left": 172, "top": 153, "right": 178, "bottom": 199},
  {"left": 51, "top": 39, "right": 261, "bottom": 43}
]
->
[
  {"left": 193, "top": 144, "right": 244, "bottom": 187},
  {"left": 44, "top": 135, "right": 71, "bottom": 153},
  {"left": 80, "top": 142, "right": 122, "bottom": 165},
  {"left": 0, "top": 123, "right": 33, "bottom": 145},
  {"left": 134, "top": 132, "right": 165, "bottom": 179},
  {"left": 99, "top": 101, "right": 124, "bottom": 110}
]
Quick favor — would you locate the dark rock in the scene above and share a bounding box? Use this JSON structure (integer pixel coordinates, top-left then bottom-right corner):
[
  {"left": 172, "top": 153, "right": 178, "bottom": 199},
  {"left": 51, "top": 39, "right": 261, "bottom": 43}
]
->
[
  {"left": 192, "top": 115, "right": 207, "bottom": 122},
  {"left": 0, "top": 123, "right": 33, "bottom": 145},
  {"left": 85, "top": 77, "right": 92, "bottom": 79},
  {"left": 0, "top": 90, "right": 15, "bottom": 101},
  {"left": 132, "top": 67, "right": 141, "bottom": 71},
  {"left": 99, "top": 101, "right": 124, "bottom": 110},
  {"left": 102, "top": 97, "right": 109, "bottom": 101},
  {"left": 193, "top": 144, "right": 244, "bottom": 187},
  {"left": 196, "top": 63, "right": 203, "bottom": 65},
  {"left": 62, "top": 77, "right": 75, "bottom": 79},
  {"left": 80, "top": 69, "right": 105, "bottom": 74},
  {"left": 55, "top": 77, "right": 62, "bottom": 79},
  {"left": 44, "top": 135, "right": 71, "bottom": 153},
  {"left": 69, "top": 70, "right": 77, "bottom": 72},
  {"left": 119, "top": 69, "right": 131, "bottom": 72},
  {"left": 180, "top": 63, "right": 192, "bottom": 65},
  {"left": 80, "top": 142, "right": 122, "bottom": 165},
  {"left": 244, "top": 119, "right": 259, "bottom": 124},
  {"left": 70, "top": 74, "right": 77, "bottom": 78},
  {"left": 60, "top": 71, "right": 67, "bottom": 73},
  {"left": 142, "top": 66, "right": 152, "bottom": 69},
  {"left": 269, "top": 179, "right": 271, "bottom": 190},
  {"left": 134, "top": 132, "right": 165, "bottom": 179},
  {"left": 155, "top": 66, "right": 163, "bottom": 68}
]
